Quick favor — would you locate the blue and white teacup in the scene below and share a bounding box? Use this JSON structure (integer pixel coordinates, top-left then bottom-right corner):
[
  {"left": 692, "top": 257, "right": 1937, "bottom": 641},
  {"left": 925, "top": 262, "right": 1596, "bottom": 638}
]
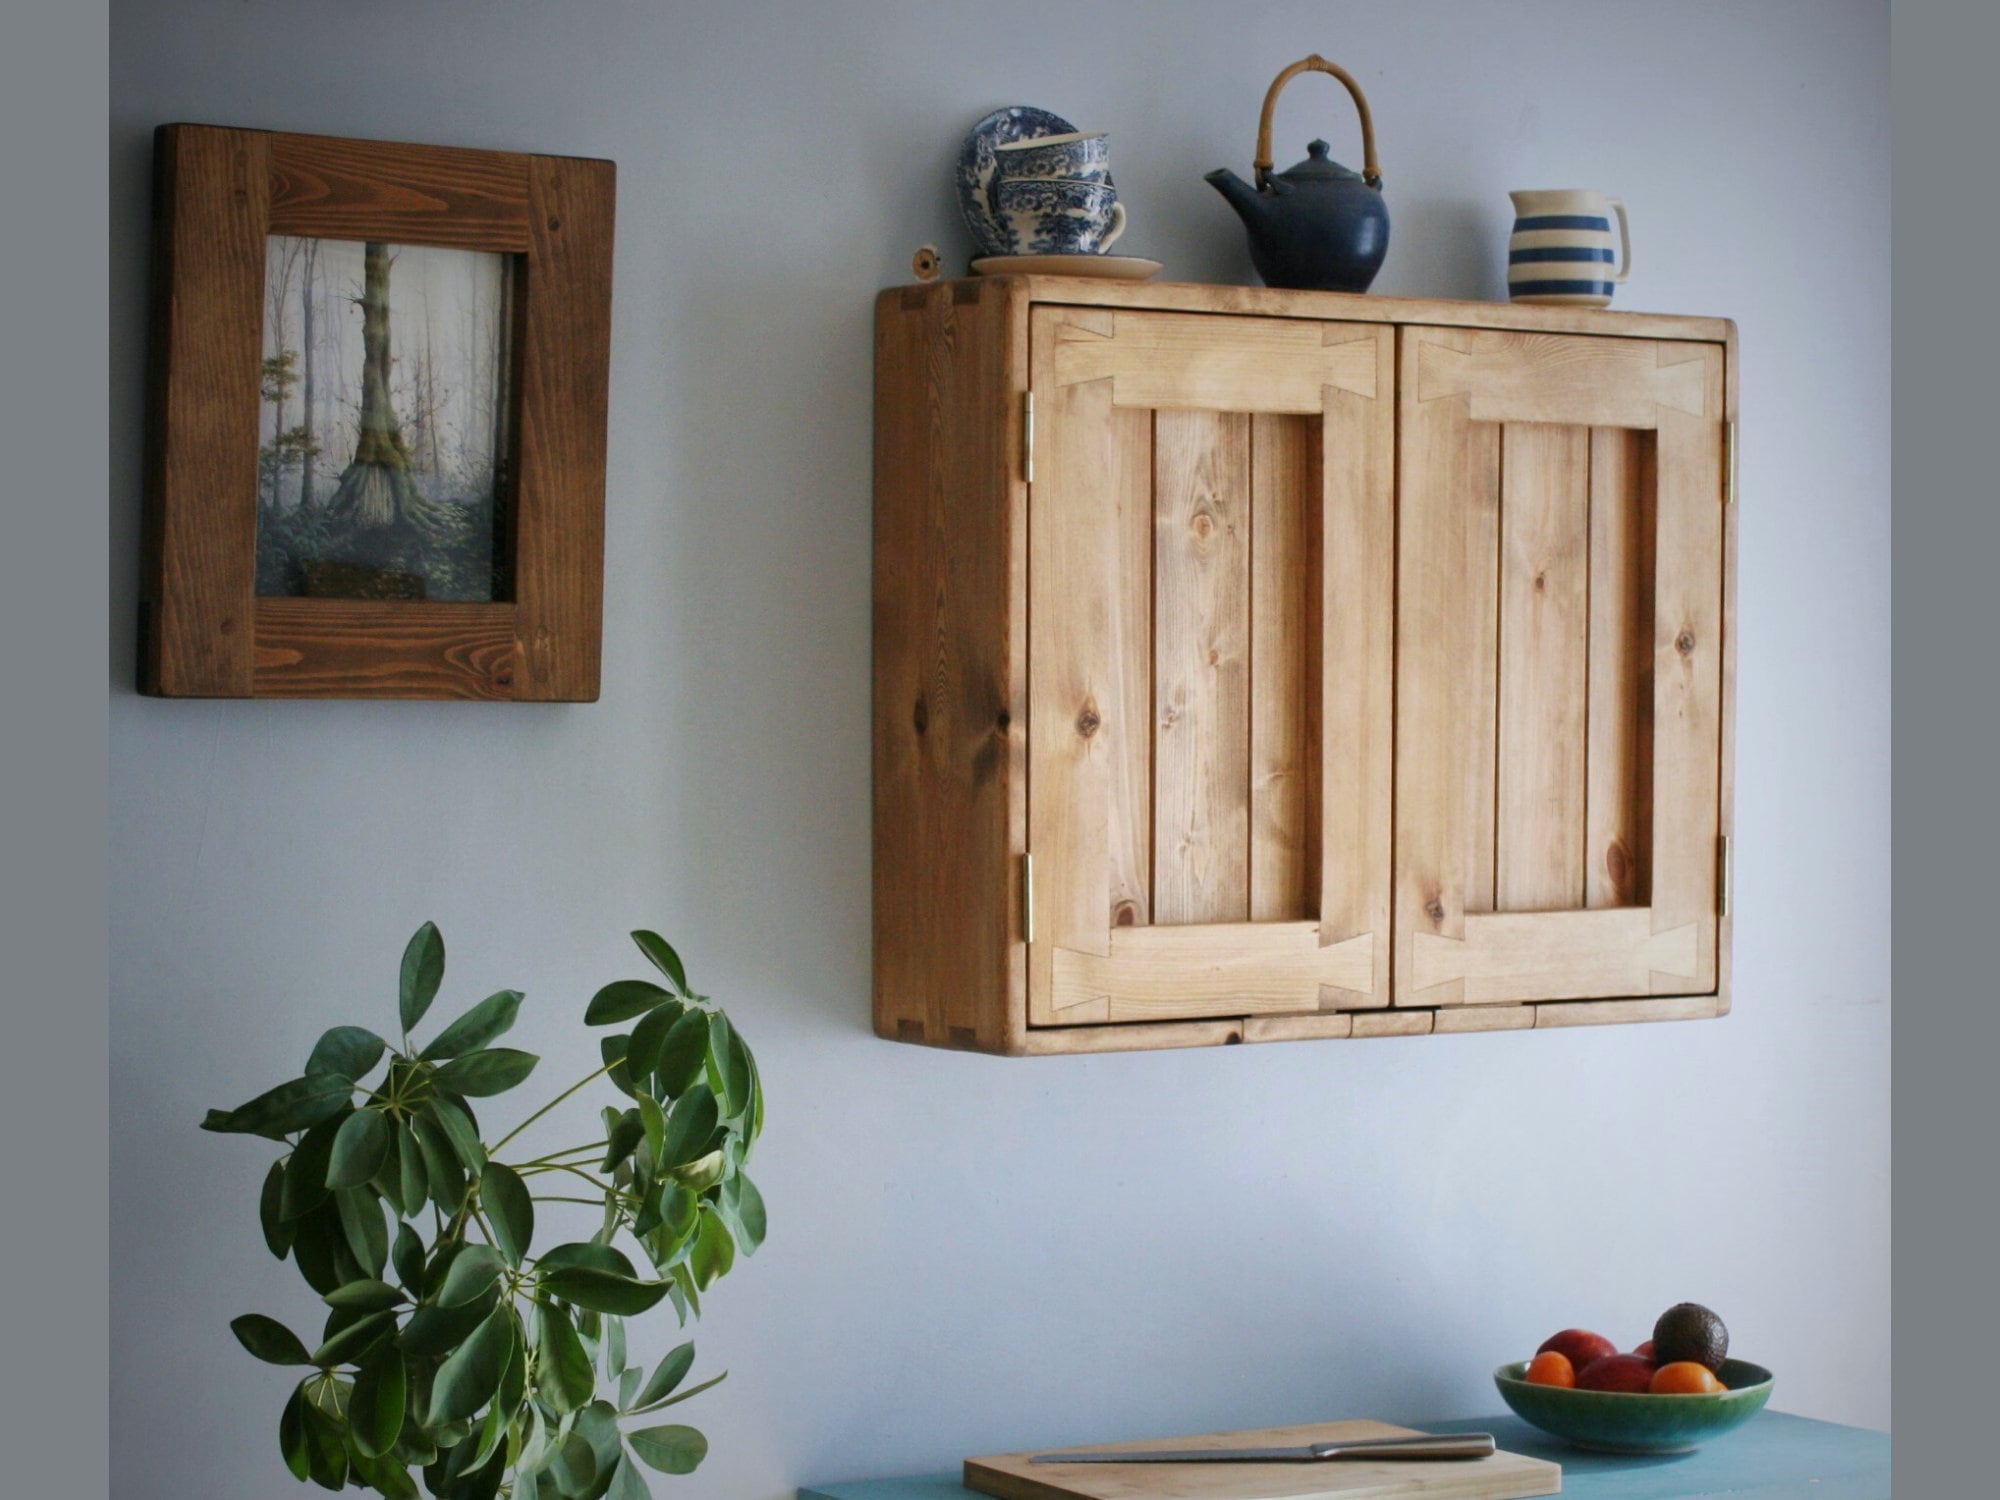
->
[
  {"left": 992, "top": 130, "right": 1112, "bottom": 184},
  {"left": 991, "top": 177, "right": 1127, "bottom": 255},
  {"left": 1507, "top": 189, "right": 1631, "bottom": 307}
]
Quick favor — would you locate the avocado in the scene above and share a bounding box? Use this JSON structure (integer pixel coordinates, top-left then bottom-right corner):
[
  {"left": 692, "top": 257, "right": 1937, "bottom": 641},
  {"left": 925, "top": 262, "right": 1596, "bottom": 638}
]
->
[{"left": 1654, "top": 1302, "right": 1729, "bottom": 1373}]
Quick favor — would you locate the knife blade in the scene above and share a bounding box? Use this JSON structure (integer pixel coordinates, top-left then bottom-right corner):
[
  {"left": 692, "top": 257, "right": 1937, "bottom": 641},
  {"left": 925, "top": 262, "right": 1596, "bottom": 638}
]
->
[{"left": 1029, "top": 1432, "right": 1497, "bottom": 1464}]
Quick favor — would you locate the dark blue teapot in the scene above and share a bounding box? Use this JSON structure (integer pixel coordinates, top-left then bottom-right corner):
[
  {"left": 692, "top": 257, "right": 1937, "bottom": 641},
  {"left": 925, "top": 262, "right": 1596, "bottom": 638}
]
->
[{"left": 1206, "top": 55, "right": 1389, "bottom": 292}]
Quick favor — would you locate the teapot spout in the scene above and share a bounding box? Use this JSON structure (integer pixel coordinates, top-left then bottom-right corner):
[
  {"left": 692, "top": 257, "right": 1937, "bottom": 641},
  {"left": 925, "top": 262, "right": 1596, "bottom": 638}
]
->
[{"left": 1205, "top": 167, "right": 1266, "bottom": 224}]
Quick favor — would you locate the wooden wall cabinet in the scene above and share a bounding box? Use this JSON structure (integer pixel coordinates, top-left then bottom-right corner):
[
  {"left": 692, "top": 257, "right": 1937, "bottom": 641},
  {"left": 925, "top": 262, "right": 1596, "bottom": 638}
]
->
[{"left": 874, "top": 278, "right": 1735, "bottom": 1055}]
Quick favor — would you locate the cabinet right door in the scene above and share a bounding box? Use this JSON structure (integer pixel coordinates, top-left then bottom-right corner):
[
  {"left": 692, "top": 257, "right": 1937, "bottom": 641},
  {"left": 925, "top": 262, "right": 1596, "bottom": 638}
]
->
[{"left": 1394, "top": 328, "right": 1727, "bottom": 1010}]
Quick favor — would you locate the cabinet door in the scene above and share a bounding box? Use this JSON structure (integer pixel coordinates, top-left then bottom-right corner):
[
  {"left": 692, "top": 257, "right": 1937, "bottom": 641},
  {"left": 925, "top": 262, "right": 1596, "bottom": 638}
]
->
[
  {"left": 1396, "top": 328, "right": 1726, "bottom": 1009},
  {"left": 1026, "top": 308, "right": 1394, "bottom": 1025}
]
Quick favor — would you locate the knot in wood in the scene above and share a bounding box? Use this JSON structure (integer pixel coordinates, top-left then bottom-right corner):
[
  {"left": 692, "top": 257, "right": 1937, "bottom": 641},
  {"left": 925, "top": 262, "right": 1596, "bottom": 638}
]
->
[
  {"left": 1075, "top": 702, "right": 1102, "bottom": 738},
  {"left": 912, "top": 696, "right": 929, "bottom": 735},
  {"left": 1425, "top": 897, "right": 1446, "bottom": 923},
  {"left": 1190, "top": 510, "right": 1215, "bottom": 542},
  {"left": 547, "top": 216, "right": 562, "bottom": 232},
  {"left": 1112, "top": 901, "right": 1139, "bottom": 927},
  {"left": 1534, "top": 573, "right": 1547, "bottom": 593},
  {"left": 1676, "top": 629, "right": 1696, "bottom": 657},
  {"left": 995, "top": 708, "right": 1011, "bottom": 733}
]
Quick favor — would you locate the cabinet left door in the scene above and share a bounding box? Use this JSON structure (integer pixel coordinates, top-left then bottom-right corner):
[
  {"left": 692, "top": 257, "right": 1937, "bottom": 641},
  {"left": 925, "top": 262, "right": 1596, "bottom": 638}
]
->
[{"left": 1026, "top": 306, "right": 1396, "bottom": 1027}]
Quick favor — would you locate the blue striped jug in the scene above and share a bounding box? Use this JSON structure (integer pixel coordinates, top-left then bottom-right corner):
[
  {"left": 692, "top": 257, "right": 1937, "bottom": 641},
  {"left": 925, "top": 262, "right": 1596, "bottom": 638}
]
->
[{"left": 1507, "top": 189, "right": 1630, "bottom": 306}]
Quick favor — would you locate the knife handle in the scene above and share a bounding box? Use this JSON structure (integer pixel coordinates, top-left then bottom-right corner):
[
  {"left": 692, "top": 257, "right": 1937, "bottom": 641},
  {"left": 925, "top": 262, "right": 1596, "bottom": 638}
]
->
[{"left": 1315, "top": 1433, "right": 1497, "bottom": 1461}]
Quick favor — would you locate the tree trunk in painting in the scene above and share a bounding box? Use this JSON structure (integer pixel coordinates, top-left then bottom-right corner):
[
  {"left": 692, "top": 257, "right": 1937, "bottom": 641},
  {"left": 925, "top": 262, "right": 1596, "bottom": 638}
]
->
[
  {"left": 328, "top": 242, "right": 439, "bottom": 533},
  {"left": 298, "top": 240, "right": 318, "bottom": 509}
]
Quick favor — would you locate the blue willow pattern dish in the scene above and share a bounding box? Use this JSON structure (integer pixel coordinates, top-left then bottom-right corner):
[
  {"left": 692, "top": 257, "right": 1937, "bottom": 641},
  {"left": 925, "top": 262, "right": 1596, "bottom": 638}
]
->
[
  {"left": 990, "top": 178, "right": 1123, "bottom": 254},
  {"left": 956, "top": 105, "right": 1079, "bottom": 257}
]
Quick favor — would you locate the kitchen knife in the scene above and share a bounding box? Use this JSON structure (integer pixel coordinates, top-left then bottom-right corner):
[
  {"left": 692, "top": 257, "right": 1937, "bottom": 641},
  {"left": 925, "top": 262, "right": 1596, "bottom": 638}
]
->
[{"left": 1030, "top": 1432, "right": 1497, "bottom": 1464}]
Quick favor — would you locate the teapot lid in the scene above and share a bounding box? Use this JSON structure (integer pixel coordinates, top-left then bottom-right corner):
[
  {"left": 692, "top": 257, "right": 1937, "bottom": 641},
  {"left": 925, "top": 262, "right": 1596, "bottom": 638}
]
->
[{"left": 1274, "top": 139, "right": 1362, "bottom": 185}]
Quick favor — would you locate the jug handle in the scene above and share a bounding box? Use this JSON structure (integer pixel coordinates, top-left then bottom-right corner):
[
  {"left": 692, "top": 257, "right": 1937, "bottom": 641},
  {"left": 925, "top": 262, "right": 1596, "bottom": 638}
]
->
[
  {"left": 1254, "top": 54, "right": 1383, "bottom": 190},
  {"left": 1608, "top": 196, "right": 1632, "bottom": 282}
]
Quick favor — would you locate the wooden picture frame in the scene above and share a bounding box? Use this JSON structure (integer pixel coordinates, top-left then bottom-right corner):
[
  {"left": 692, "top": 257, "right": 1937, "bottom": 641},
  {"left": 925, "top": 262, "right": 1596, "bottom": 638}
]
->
[{"left": 140, "top": 124, "right": 616, "bottom": 699}]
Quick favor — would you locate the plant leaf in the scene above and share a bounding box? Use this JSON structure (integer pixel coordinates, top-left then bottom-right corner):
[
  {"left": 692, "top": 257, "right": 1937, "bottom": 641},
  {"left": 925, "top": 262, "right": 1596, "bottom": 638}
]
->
[
  {"left": 631, "top": 1369, "right": 727, "bottom": 1415},
  {"left": 412, "top": 1111, "right": 465, "bottom": 1214},
  {"left": 428, "top": 1303, "right": 515, "bottom": 1425},
  {"left": 549, "top": 1430, "right": 597, "bottom": 1497},
  {"left": 335, "top": 1186, "right": 389, "bottom": 1278},
  {"left": 734, "top": 1172, "right": 767, "bottom": 1254},
  {"left": 704, "top": 1013, "right": 752, "bottom": 1115},
  {"left": 432, "top": 1048, "right": 538, "bottom": 1098},
  {"left": 539, "top": 1266, "right": 672, "bottom": 1317},
  {"left": 629, "top": 1341, "right": 694, "bottom": 1411},
  {"left": 327, "top": 1107, "right": 393, "bottom": 1189},
  {"left": 436, "top": 1244, "right": 506, "bottom": 1307},
  {"left": 606, "top": 1452, "right": 656, "bottom": 1499},
  {"left": 231, "top": 1313, "right": 314, "bottom": 1366},
  {"left": 259, "top": 1158, "right": 294, "bottom": 1258},
  {"left": 323, "top": 1279, "right": 405, "bottom": 1313},
  {"left": 635, "top": 1095, "right": 667, "bottom": 1169},
  {"left": 203, "top": 1073, "right": 353, "bottom": 1139},
  {"left": 426, "top": 1096, "right": 487, "bottom": 1175},
  {"left": 349, "top": 1346, "right": 406, "bottom": 1457},
  {"left": 392, "top": 1221, "right": 426, "bottom": 1298},
  {"left": 670, "top": 1148, "right": 726, "bottom": 1193},
  {"left": 279, "top": 1110, "right": 348, "bottom": 1222},
  {"left": 690, "top": 1208, "right": 735, "bottom": 1290},
  {"left": 536, "top": 1241, "right": 638, "bottom": 1277},
  {"left": 310, "top": 1307, "right": 397, "bottom": 1368},
  {"left": 480, "top": 1161, "right": 533, "bottom": 1267},
  {"left": 584, "top": 979, "right": 673, "bottom": 1027},
  {"left": 306, "top": 1026, "right": 387, "bottom": 1083},
  {"left": 399, "top": 922, "right": 445, "bottom": 1034},
  {"left": 600, "top": 1109, "right": 644, "bottom": 1175},
  {"left": 279, "top": 1383, "right": 311, "bottom": 1479},
  {"left": 398, "top": 1284, "right": 498, "bottom": 1358},
  {"left": 659, "top": 1085, "right": 718, "bottom": 1168},
  {"left": 532, "top": 1299, "right": 596, "bottom": 1415},
  {"left": 628, "top": 1424, "right": 707, "bottom": 1475},
  {"left": 290, "top": 1201, "right": 345, "bottom": 1295},
  {"left": 605, "top": 1316, "right": 626, "bottom": 1381},
  {"left": 420, "top": 990, "right": 524, "bottom": 1060},
  {"left": 624, "top": 1000, "right": 685, "bottom": 1079},
  {"left": 577, "top": 1402, "right": 624, "bottom": 1490},
  {"left": 652, "top": 1010, "right": 710, "bottom": 1097},
  {"left": 396, "top": 1123, "right": 427, "bottom": 1220},
  {"left": 630, "top": 931, "right": 690, "bottom": 996}
]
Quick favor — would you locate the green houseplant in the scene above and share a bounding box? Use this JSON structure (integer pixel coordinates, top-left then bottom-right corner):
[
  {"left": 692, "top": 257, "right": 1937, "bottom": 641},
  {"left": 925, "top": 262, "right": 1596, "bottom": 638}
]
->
[{"left": 203, "top": 925, "right": 767, "bottom": 1499}]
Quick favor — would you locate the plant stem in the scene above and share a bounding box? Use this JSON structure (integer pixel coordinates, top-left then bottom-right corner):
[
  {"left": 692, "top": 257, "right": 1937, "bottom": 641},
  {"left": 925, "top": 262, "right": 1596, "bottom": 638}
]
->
[
  {"left": 517, "top": 1160, "right": 620, "bottom": 1196},
  {"left": 529, "top": 1195, "right": 616, "bottom": 1207},
  {"left": 512, "top": 1141, "right": 608, "bottom": 1168},
  {"left": 489, "top": 1063, "right": 616, "bottom": 1155}
]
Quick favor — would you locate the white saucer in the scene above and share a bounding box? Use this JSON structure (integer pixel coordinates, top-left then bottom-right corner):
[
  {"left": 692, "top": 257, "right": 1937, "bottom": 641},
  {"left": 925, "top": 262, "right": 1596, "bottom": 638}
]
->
[{"left": 971, "top": 254, "right": 1164, "bottom": 281}]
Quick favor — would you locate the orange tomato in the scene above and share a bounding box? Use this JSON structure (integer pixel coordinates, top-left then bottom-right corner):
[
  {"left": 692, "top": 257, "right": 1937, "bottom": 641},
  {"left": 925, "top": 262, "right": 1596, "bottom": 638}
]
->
[
  {"left": 1649, "top": 1361, "right": 1726, "bottom": 1394},
  {"left": 1525, "top": 1351, "right": 1577, "bottom": 1388}
]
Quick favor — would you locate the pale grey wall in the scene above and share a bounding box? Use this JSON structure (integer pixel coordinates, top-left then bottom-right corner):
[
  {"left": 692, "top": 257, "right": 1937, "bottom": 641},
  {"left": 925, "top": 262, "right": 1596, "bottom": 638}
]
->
[{"left": 109, "top": 2, "right": 1889, "bottom": 1495}]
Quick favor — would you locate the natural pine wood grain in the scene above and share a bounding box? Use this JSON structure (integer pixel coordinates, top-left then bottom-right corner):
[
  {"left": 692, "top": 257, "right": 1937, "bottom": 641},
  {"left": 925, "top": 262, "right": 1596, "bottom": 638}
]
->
[
  {"left": 1152, "top": 409, "right": 1252, "bottom": 926},
  {"left": 1585, "top": 426, "right": 1656, "bottom": 907},
  {"left": 1495, "top": 422, "right": 1590, "bottom": 912},
  {"left": 1053, "top": 310, "right": 1377, "bottom": 411},
  {"left": 1108, "top": 406, "right": 1156, "bottom": 932},
  {"left": 253, "top": 601, "right": 516, "bottom": 698},
  {"left": 267, "top": 131, "right": 534, "bottom": 252},
  {"left": 873, "top": 280, "right": 1029, "bottom": 1051},
  {"left": 1413, "top": 909, "right": 1698, "bottom": 1003},
  {"left": 1249, "top": 413, "right": 1318, "bottom": 923},
  {"left": 1051, "top": 923, "right": 1373, "bottom": 1018}
]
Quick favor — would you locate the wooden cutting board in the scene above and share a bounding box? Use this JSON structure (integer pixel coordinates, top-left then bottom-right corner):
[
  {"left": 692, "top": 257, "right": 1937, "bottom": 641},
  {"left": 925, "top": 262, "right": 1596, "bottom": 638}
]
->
[{"left": 964, "top": 1420, "right": 1560, "bottom": 1500}]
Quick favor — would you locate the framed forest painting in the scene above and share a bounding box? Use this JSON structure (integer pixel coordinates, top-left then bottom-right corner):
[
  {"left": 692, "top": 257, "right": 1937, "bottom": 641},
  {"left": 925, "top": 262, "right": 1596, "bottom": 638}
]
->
[{"left": 140, "top": 125, "right": 616, "bottom": 699}]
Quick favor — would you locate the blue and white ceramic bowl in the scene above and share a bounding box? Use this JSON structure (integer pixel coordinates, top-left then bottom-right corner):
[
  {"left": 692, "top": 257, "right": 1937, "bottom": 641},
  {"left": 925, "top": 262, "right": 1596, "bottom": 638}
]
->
[
  {"left": 991, "top": 177, "right": 1127, "bottom": 255},
  {"left": 957, "top": 105, "right": 1080, "bottom": 257},
  {"left": 1507, "top": 188, "right": 1631, "bottom": 307},
  {"left": 993, "top": 130, "right": 1111, "bottom": 184}
]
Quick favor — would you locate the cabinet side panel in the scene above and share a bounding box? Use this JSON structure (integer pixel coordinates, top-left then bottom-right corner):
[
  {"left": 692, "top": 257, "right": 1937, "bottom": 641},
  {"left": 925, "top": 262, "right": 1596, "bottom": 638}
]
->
[{"left": 873, "top": 284, "right": 1024, "bottom": 1051}]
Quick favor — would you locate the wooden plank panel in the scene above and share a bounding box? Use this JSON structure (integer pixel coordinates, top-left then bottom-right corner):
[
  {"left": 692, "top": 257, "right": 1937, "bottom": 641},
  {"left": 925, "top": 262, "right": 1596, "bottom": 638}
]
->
[
  {"left": 1244, "top": 1013, "right": 1354, "bottom": 1043},
  {"left": 1394, "top": 330, "right": 1500, "bottom": 1004},
  {"left": 1352, "top": 1010, "right": 1435, "bottom": 1038},
  {"left": 253, "top": 601, "right": 516, "bottom": 698},
  {"left": 1053, "top": 312, "right": 1378, "bottom": 412},
  {"left": 1018, "top": 1019, "right": 1243, "bottom": 1054},
  {"left": 1051, "top": 923, "right": 1373, "bottom": 1018},
  {"left": 1027, "top": 306, "right": 1124, "bottom": 1024},
  {"left": 1411, "top": 908, "right": 1699, "bottom": 1004},
  {"left": 1586, "top": 426, "right": 1656, "bottom": 907},
  {"left": 1434, "top": 1005, "right": 1536, "bottom": 1033},
  {"left": 873, "top": 280, "right": 1029, "bottom": 1051},
  {"left": 1152, "top": 409, "right": 1251, "bottom": 925},
  {"left": 267, "top": 131, "right": 534, "bottom": 252},
  {"left": 1495, "top": 422, "right": 1590, "bottom": 911},
  {"left": 1535, "top": 994, "right": 1720, "bottom": 1029},
  {"left": 511, "top": 154, "right": 615, "bottom": 700},
  {"left": 1717, "top": 326, "right": 1739, "bottom": 1013},
  {"left": 143, "top": 125, "right": 268, "bottom": 696},
  {"left": 1249, "top": 413, "right": 1318, "bottom": 923},
  {"left": 1418, "top": 329, "right": 1710, "bottom": 428},
  {"left": 1648, "top": 344, "right": 1727, "bottom": 991},
  {"left": 1107, "top": 407, "right": 1155, "bottom": 930},
  {"left": 1320, "top": 326, "right": 1398, "bottom": 1005}
]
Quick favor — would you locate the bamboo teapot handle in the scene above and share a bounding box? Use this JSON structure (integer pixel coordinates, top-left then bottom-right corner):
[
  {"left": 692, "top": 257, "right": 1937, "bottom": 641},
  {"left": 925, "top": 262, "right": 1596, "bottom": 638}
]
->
[{"left": 1253, "top": 53, "right": 1383, "bottom": 190}]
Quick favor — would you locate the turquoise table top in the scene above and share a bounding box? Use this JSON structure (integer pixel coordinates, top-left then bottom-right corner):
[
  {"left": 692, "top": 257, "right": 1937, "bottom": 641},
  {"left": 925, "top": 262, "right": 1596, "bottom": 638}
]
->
[{"left": 800, "top": 1411, "right": 1889, "bottom": 1500}]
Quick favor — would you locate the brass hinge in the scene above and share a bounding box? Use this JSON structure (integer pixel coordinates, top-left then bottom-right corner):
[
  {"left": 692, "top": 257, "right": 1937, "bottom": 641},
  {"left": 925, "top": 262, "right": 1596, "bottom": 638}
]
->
[
  {"left": 1724, "top": 422, "right": 1737, "bottom": 506},
  {"left": 1021, "top": 391, "right": 1035, "bottom": 484},
  {"left": 1717, "top": 835, "right": 1732, "bottom": 918},
  {"left": 1020, "top": 852, "right": 1035, "bottom": 945}
]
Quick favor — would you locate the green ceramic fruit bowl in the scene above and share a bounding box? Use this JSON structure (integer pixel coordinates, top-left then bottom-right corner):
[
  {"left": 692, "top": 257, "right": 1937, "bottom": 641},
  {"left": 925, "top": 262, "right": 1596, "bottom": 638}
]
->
[{"left": 1493, "top": 1359, "right": 1775, "bottom": 1454}]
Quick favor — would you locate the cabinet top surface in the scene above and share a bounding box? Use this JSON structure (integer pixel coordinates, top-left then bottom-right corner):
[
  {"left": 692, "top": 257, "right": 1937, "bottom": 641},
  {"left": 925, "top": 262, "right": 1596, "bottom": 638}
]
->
[{"left": 881, "top": 277, "right": 1735, "bottom": 345}]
